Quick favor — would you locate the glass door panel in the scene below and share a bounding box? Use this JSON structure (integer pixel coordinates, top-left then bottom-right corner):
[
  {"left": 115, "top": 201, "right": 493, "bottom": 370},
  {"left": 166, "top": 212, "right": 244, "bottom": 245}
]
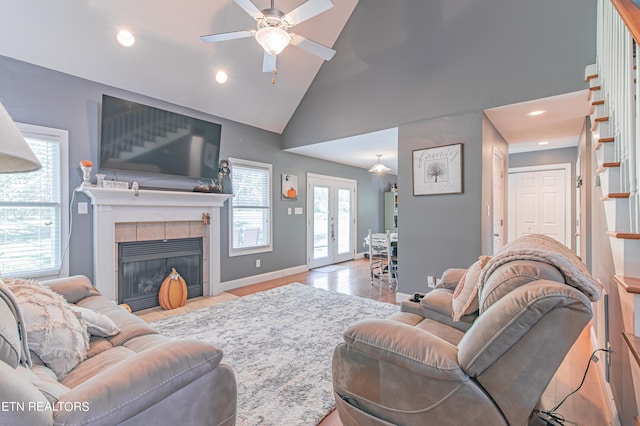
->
[
  {"left": 337, "top": 188, "right": 352, "bottom": 255},
  {"left": 312, "top": 186, "right": 330, "bottom": 261}
]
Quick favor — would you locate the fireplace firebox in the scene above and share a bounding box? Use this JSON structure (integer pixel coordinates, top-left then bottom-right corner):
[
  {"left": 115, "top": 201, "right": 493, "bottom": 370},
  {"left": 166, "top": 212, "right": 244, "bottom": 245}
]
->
[{"left": 118, "top": 237, "right": 203, "bottom": 311}]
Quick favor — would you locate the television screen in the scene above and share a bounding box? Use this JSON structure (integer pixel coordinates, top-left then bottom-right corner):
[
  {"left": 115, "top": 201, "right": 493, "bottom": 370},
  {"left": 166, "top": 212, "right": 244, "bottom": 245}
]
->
[{"left": 99, "top": 94, "right": 221, "bottom": 181}]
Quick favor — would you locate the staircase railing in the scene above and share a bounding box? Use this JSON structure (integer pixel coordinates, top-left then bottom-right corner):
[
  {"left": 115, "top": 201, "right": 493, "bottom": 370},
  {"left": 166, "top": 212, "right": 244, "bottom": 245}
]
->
[{"left": 597, "top": 0, "right": 640, "bottom": 231}]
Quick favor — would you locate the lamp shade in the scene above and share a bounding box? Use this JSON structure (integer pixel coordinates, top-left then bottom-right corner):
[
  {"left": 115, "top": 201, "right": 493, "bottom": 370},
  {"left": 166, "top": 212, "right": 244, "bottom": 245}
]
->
[
  {"left": 255, "top": 26, "right": 291, "bottom": 56},
  {"left": 0, "top": 102, "right": 41, "bottom": 173}
]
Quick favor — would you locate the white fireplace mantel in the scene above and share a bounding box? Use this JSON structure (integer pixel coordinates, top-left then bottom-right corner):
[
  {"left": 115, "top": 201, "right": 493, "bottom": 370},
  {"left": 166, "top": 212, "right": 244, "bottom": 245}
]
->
[{"left": 79, "top": 186, "right": 232, "bottom": 302}]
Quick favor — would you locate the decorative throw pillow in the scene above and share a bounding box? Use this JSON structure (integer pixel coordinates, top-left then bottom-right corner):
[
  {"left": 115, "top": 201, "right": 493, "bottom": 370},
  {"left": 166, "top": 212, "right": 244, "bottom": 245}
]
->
[
  {"left": 4, "top": 277, "right": 89, "bottom": 379},
  {"left": 452, "top": 256, "right": 491, "bottom": 321},
  {"left": 68, "top": 305, "right": 120, "bottom": 337}
]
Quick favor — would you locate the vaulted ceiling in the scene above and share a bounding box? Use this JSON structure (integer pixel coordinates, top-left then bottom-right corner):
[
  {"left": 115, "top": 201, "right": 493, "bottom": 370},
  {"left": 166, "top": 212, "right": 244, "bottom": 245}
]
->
[
  {"left": 0, "top": 0, "right": 358, "bottom": 134},
  {"left": 0, "top": 0, "right": 596, "bottom": 171}
]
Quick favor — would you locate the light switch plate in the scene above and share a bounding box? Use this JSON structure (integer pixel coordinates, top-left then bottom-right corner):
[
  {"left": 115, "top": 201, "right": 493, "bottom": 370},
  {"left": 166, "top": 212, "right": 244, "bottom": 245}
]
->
[
  {"left": 294, "top": 207, "right": 303, "bottom": 215},
  {"left": 78, "top": 202, "right": 88, "bottom": 215}
]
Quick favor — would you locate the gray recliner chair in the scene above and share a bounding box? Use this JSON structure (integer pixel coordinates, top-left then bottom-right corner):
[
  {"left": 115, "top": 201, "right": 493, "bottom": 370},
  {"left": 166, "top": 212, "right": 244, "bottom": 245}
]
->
[{"left": 332, "top": 234, "right": 600, "bottom": 426}]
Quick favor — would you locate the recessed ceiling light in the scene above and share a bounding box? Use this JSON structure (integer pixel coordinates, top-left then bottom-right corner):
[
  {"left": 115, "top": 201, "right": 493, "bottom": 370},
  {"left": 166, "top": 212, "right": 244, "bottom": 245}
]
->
[
  {"left": 215, "top": 71, "right": 228, "bottom": 84},
  {"left": 527, "top": 110, "right": 547, "bottom": 116},
  {"left": 538, "top": 141, "right": 549, "bottom": 146},
  {"left": 117, "top": 30, "right": 135, "bottom": 47}
]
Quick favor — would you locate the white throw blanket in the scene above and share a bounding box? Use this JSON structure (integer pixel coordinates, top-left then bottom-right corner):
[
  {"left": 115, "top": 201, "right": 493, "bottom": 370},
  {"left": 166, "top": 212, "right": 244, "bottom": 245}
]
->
[{"left": 478, "top": 234, "right": 601, "bottom": 302}]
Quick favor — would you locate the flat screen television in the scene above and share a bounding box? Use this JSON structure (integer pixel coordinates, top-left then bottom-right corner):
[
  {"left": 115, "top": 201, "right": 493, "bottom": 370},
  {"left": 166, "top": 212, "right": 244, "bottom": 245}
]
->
[{"left": 99, "top": 94, "right": 222, "bottom": 182}]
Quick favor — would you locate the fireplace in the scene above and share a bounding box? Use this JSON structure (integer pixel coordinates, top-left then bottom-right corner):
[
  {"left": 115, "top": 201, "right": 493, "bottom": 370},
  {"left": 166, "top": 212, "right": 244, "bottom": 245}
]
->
[
  {"left": 118, "top": 238, "right": 203, "bottom": 311},
  {"left": 78, "top": 187, "right": 231, "bottom": 302}
]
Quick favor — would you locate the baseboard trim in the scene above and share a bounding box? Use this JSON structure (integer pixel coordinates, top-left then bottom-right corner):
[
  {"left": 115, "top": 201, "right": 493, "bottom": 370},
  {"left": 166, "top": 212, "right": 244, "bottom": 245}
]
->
[
  {"left": 590, "top": 326, "right": 621, "bottom": 426},
  {"left": 220, "top": 265, "right": 309, "bottom": 292}
]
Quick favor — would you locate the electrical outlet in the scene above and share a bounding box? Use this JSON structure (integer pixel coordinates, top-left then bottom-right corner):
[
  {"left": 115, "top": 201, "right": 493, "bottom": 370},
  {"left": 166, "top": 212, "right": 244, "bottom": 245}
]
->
[{"left": 256, "top": 259, "right": 261, "bottom": 268}]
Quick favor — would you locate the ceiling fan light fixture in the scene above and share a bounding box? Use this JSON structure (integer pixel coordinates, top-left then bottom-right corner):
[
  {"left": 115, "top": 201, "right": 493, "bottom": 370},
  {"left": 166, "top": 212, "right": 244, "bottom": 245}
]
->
[
  {"left": 369, "top": 155, "right": 391, "bottom": 173},
  {"left": 255, "top": 26, "right": 291, "bottom": 56}
]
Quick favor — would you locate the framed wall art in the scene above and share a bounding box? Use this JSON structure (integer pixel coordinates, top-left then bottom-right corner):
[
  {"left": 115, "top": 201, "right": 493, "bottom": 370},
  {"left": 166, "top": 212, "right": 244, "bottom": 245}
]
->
[
  {"left": 281, "top": 174, "right": 298, "bottom": 201},
  {"left": 412, "top": 143, "right": 463, "bottom": 196}
]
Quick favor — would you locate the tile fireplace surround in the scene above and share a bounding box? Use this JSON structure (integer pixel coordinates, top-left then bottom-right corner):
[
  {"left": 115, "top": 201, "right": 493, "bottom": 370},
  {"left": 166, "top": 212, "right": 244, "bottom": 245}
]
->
[{"left": 79, "top": 187, "right": 232, "bottom": 302}]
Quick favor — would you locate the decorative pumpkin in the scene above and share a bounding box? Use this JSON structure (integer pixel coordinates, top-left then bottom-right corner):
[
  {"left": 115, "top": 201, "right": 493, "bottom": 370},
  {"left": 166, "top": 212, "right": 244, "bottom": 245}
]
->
[
  {"left": 286, "top": 188, "right": 297, "bottom": 198},
  {"left": 158, "top": 268, "right": 187, "bottom": 310}
]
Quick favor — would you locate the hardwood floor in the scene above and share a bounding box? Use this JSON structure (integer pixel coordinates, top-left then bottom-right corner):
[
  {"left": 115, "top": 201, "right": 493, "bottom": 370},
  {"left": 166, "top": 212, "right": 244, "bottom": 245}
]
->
[
  {"left": 138, "top": 259, "right": 615, "bottom": 425},
  {"left": 226, "top": 259, "right": 399, "bottom": 304}
]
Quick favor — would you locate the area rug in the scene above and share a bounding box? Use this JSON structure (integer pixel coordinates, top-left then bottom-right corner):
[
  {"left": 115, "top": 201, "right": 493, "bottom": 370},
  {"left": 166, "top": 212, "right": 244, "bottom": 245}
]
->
[{"left": 151, "top": 283, "right": 398, "bottom": 425}]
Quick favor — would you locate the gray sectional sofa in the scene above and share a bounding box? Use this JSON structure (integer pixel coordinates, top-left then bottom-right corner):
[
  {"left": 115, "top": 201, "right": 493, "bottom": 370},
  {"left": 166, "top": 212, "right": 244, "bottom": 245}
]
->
[{"left": 0, "top": 275, "right": 237, "bottom": 426}]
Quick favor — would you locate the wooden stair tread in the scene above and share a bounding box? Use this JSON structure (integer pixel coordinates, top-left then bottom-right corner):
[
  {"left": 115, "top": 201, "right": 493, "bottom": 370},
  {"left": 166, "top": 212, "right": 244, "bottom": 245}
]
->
[
  {"left": 603, "top": 161, "right": 621, "bottom": 167},
  {"left": 607, "top": 230, "right": 640, "bottom": 239},
  {"left": 592, "top": 99, "right": 605, "bottom": 106},
  {"left": 589, "top": 85, "right": 602, "bottom": 91},
  {"left": 615, "top": 275, "right": 640, "bottom": 294},
  {"left": 596, "top": 162, "right": 621, "bottom": 174},
  {"left": 602, "top": 192, "right": 631, "bottom": 201},
  {"left": 593, "top": 137, "right": 615, "bottom": 152},
  {"left": 594, "top": 117, "right": 610, "bottom": 123},
  {"left": 586, "top": 73, "right": 598, "bottom": 82}
]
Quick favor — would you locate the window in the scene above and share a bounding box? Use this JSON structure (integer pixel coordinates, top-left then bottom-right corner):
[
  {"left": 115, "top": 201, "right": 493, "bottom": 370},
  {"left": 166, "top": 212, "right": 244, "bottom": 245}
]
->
[
  {"left": 229, "top": 157, "right": 272, "bottom": 256},
  {"left": 0, "top": 123, "right": 69, "bottom": 278}
]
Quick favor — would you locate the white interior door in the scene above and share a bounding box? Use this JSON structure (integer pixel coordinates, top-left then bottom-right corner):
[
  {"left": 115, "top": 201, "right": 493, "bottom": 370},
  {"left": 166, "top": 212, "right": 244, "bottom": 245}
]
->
[
  {"left": 308, "top": 174, "right": 356, "bottom": 268},
  {"left": 508, "top": 164, "right": 570, "bottom": 247},
  {"left": 492, "top": 149, "right": 505, "bottom": 254},
  {"left": 539, "top": 169, "right": 566, "bottom": 241}
]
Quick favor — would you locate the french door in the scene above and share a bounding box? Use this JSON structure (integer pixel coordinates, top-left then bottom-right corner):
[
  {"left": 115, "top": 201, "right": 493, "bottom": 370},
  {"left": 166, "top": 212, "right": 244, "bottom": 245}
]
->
[{"left": 307, "top": 174, "right": 357, "bottom": 268}]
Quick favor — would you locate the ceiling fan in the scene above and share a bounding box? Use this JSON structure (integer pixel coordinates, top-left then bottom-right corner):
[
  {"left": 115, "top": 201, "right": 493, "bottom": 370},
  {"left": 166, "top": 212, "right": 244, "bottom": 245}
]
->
[{"left": 201, "top": 0, "right": 336, "bottom": 74}]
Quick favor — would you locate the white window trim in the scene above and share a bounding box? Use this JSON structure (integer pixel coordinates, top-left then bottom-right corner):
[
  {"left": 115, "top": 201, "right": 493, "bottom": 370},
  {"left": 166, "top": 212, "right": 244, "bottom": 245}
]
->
[
  {"left": 228, "top": 157, "right": 273, "bottom": 257},
  {"left": 17, "top": 122, "right": 69, "bottom": 279}
]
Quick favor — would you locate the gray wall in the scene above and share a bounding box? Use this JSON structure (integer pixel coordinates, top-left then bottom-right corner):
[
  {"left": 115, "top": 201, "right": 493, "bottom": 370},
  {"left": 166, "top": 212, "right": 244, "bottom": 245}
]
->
[
  {"left": 279, "top": 0, "right": 596, "bottom": 296},
  {"left": 283, "top": 0, "right": 596, "bottom": 149},
  {"left": 0, "top": 55, "right": 394, "bottom": 283},
  {"left": 398, "top": 112, "right": 484, "bottom": 293},
  {"left": 509, "top": 146, "right": 578, "bottom": 169}
]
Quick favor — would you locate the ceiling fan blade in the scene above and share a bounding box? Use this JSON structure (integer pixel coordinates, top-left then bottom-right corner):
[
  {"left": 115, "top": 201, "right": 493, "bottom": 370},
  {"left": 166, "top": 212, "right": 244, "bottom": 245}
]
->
[
  {"left": 263, "top": 52, "right": 277, "bottom": 73},
  {"left": 284, "top": 0, "right": 334, "bottom": 26},
  {"left": 201, "top": 30, "right": 254, "bottom": 43},
  {"left": 290, "top": 34, "right": 336, "bottom": 61},
  {"left": 233, "top": 0, "right": 264, "bottom": 20}
]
